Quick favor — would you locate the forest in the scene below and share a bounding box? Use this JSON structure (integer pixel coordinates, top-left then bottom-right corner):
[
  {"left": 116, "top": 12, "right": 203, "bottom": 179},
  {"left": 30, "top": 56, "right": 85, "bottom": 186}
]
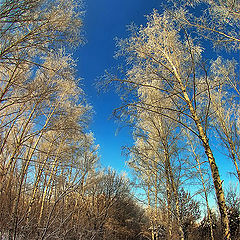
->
[{"left": 0, "top": 0, "right": 239, "bottom": 239}]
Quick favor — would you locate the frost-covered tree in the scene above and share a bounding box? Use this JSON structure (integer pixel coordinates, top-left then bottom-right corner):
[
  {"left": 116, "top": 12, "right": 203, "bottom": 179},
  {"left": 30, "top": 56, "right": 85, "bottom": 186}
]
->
[
  {"left": 210, "top": 83, "right": 240, "bottom": 185},
  {"left": 185, "top": 130, "right": 215, "bottom": 240},
  {"left": 172, "top": 0, "right": 240, "bottom": 50},
  {"left": 113, "top": 8, "right": 232, "bottom": 239},
  {"left": 0, "top": 0, "right": 100, "bottom": 239},
  {"left": 128, "top": 109, "right": 186, "bottom": 239}
]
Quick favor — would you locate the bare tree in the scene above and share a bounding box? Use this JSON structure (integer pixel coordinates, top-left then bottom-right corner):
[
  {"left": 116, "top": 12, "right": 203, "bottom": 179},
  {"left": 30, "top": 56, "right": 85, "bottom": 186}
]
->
[
  {"left": 111, "top": 9, "right": 231, "bottom": 239},
  {"left": 0, "top": 1, "right": 103, "bottom": 239}
]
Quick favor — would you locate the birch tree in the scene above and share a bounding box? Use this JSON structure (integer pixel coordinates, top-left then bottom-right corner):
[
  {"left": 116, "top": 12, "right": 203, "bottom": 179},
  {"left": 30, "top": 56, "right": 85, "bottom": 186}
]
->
[
  {"left": 126, "top": 92, "right": 188, "bottom": 240},
  {"left": 113, "top": 9, "right": 231, "bottom": 239},
  {"left": 186, "top": 131, "right": 215, "bottom": 240},
  {"left": 173, "top": 0, "right": 240, "bottom": 185}
]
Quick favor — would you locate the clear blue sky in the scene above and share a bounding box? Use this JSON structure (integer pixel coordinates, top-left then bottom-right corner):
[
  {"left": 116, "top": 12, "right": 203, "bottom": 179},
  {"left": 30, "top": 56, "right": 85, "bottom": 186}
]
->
[{"left": 76, "top": 0, "right": 160, "bottom": 172}]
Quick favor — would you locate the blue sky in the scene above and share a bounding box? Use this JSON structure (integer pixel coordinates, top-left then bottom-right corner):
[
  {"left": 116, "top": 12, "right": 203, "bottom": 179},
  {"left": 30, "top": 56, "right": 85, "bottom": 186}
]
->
[{"left": 76, "top": 0, "right": 160, "bottom": 171}]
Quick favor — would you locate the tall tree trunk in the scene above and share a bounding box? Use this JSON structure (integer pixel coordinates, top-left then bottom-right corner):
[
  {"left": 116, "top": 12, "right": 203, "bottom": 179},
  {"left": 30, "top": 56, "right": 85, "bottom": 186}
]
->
[
  {"left": 169, "top": 62, "right": 231, "bottom": 239},
  {"left": 188, "top": 136, "right": 214, "bottom": 240},
  {"left": 181, "top": 83, "right": 230, "bottom": 240}
]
